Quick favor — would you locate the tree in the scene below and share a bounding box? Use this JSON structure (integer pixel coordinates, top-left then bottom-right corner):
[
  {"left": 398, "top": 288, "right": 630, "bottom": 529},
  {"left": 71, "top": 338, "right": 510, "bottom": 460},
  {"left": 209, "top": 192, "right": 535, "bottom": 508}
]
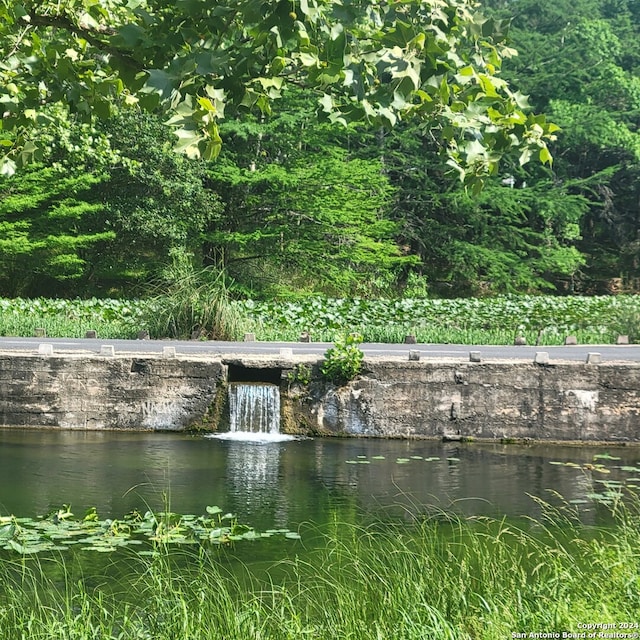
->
[
  {"left": 344, "top": 121, "right": 590, "bottom": 296},
  {"left": 0, "top": 166, "right": 113, "bottom": 296},
  {"left": 0, "top": 110, "right": 223, "bottom": 296},
  {"left": 1, "top": 0, "right": 556, "bottom": 187},
  {"left": 206, "top": 110, "right": 415, "bottom": 297},
  {"left": 90, "top": 110, "right": 223, "bottom": 289},
  {"left": 485, "top": 0, "right": 640, "bottom": 290}
]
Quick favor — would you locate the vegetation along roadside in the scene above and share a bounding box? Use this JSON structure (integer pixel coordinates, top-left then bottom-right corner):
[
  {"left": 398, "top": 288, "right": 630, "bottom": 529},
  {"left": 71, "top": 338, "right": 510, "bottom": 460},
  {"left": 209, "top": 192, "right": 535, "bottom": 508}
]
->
[{"left": 1, "top": 294, "right": 639, "bottom": 345}]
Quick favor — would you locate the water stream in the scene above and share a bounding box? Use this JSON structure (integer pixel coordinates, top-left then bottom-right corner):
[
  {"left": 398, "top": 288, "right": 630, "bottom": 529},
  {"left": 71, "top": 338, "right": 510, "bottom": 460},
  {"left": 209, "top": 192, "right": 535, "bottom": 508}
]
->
[{"left": 210, "top": 382, "right": 296, "bottom": 443}]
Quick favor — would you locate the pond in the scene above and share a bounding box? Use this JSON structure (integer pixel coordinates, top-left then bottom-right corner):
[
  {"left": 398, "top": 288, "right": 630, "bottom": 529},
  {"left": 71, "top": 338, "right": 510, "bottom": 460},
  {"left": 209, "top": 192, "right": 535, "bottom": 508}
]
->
[
  {"left": 1, "top": 428, "right": 638, "bottom": 531},
  {"left": 2, "top": 428, "right": 640, "bottom": 638}
]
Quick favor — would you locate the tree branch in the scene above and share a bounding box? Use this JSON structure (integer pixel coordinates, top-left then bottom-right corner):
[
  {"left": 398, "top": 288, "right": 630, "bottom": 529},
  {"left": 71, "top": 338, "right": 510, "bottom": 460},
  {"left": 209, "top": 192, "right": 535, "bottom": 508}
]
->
[{"left": 28, "top": 12, "right": 140, "bottom": 70}]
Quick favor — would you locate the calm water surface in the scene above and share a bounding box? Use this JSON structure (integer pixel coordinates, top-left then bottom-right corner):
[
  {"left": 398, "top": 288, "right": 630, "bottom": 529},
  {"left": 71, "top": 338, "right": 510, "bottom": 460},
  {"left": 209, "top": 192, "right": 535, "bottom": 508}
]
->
[{"left": 1, "top": 429, "right": 639, "bottom": 530}]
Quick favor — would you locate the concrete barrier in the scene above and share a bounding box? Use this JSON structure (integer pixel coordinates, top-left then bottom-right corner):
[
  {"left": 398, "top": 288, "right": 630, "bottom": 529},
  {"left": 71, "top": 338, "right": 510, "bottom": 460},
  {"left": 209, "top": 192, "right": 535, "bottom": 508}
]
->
[{"left": 0, "top": 351, "right": 639, "bottom": 442}]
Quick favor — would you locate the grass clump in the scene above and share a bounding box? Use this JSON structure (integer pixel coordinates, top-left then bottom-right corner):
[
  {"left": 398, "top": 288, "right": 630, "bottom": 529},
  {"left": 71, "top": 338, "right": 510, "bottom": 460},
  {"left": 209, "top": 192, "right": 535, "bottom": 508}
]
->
[
  {"left": 1, "top": 495, "right": 638, "bottom": 640},
  {"left": 142, "top": 254, "right": 246, "bottom": 340}
]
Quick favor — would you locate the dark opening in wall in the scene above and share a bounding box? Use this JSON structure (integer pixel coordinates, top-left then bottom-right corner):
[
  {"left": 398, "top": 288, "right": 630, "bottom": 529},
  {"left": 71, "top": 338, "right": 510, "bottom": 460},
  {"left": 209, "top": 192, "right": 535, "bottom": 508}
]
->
[
  {"left": 227, "top": 364, "right": 282, "bottom": 384},
  {"left": 131, "top": 360, "right": 150, "bottom": 374}
]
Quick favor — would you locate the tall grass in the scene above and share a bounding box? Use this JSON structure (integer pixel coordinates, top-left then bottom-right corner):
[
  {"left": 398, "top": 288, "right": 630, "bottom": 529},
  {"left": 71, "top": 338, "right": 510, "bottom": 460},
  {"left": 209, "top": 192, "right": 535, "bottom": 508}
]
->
[
  {"left": 143, "top": 258, "right": 247, "bottom": 340},
  {"left": 1, "top": 496, "right": 638, "bottom": 639}
]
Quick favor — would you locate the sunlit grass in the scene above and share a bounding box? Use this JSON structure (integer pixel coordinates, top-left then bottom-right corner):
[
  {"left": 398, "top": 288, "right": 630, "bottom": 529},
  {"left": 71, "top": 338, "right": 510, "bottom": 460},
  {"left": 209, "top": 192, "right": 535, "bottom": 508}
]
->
[{"left": 1, "top": 494, "right": 638, "bottom": 639}]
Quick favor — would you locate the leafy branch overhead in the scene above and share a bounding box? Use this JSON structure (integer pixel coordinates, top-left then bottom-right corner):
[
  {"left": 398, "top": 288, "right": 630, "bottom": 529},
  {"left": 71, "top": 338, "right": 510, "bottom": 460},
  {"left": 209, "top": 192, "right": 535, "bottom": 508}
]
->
[{"left": 1, "top": 0, "right": 556, "bottom": 184}]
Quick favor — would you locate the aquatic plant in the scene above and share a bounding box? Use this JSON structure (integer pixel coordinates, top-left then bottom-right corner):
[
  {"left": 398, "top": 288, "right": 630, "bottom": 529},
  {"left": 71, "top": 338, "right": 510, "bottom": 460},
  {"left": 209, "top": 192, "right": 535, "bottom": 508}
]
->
[
  {"left": 0, "top": 505, "right": 296, "bottom": 555},
  {"left": 0, "top": 494, "right": 638, "bottom": 639},
  {"left": 240, "top": 294, "right": 640, "bottom": 344},
  {"left": 2, "top": 293, "right": 640, "bottom": 344}
]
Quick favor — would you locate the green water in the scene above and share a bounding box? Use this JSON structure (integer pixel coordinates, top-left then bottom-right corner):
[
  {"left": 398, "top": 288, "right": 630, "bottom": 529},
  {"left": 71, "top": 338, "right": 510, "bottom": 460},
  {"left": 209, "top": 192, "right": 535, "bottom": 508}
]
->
[
  {"left": 1, "top": 429, "right": 639, "bottom": 639},
  {"left": 1, "top": 429, "right": 638, "bottom": 531}
]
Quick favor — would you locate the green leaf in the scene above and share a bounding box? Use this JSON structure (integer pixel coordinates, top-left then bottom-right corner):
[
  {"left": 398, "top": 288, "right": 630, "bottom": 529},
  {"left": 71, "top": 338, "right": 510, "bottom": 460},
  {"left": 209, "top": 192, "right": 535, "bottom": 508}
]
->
[{"left": 539, "top": 146, "right": 553, "bottom": 165}]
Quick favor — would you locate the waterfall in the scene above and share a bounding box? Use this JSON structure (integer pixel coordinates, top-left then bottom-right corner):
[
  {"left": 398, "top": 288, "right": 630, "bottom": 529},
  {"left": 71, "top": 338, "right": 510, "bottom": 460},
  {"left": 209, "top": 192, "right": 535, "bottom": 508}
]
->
[
  {"left": 229, "top": 382, "right": 281, "bottom": 435},
  {"left": 208, "top": 382, "right": 295, "bottom": 442}
]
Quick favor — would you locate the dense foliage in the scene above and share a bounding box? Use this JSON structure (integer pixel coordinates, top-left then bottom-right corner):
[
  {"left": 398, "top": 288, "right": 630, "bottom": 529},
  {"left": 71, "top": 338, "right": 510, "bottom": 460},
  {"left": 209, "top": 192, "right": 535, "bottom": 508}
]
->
[
  {"left": 0, "top": 0, "right": 554, "bottom": 184},
  {"left": 0, "top": 0, "right": 638, "bottom": 300},
  {"left": 485, "top": 0, "right": 640, "bottom": 292},
  {"left": 2, "top": 294, "right": 639, "bottom": 344}
]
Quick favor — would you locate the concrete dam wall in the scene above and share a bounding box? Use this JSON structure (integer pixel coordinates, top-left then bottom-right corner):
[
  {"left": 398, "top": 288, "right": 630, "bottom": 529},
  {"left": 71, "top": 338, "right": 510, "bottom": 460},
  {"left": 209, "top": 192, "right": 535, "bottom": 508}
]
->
[{"left": 1, "top": 350, "right": 639, "bottom": 442}]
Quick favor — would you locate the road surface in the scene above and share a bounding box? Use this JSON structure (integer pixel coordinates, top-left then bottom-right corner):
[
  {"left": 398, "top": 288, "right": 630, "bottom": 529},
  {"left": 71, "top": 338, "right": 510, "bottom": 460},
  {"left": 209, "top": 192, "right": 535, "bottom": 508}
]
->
[{"left": 1, "top": 337, "right": 639, "bottom": 362}]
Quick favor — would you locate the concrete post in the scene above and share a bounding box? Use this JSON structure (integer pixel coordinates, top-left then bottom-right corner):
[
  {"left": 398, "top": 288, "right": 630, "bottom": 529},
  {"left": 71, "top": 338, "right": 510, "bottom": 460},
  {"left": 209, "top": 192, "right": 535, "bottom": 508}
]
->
[{"left": 534, "top": 352, "right": 549, "bottom": 365}]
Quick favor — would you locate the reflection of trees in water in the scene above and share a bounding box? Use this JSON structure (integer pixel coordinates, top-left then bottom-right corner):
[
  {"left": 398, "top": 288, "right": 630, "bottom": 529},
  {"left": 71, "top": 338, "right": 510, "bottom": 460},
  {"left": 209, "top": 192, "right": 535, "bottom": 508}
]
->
[
  {"left": 1, "top": 432, "right": 635, "bottom": 528},
  {"left": 308, "top": 440, "right": 625, "bottom": 525}
]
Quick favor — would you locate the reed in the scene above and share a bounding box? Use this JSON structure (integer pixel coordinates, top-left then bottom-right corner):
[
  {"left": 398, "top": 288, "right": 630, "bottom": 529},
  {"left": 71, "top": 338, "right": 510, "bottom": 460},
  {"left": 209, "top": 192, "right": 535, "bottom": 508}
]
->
[
  {"left": 142, "top": 258, "right": 247, "bottom": 340},
  {"left": 1, "top": 497, "right": 638, "bottom": 640}
]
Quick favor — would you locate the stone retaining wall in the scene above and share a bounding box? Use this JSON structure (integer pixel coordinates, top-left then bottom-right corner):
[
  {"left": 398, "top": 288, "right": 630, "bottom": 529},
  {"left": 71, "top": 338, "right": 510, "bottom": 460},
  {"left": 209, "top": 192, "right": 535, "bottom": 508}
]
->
[
  {"left": 296, "top": 358, "right": 640, "bottom": 442},
  {"left": 0, "top": 352, "right": 224, "bottom": 430},
  {"left": 1, "top": 351, "right": 639, "bottom": 441}
]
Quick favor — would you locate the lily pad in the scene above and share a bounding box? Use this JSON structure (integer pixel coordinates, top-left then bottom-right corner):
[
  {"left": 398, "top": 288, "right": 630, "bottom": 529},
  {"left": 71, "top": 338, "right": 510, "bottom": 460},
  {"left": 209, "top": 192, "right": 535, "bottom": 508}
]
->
[{"left": 0, "top": 504, "right": 299, "bottom": 555}]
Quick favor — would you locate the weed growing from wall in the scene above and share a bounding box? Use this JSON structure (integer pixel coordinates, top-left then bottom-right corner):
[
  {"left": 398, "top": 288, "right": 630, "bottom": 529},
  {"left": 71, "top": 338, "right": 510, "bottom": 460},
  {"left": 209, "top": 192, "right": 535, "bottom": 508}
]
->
[{"left": 321, "top": 333, "right": 364, "bottom": 385}]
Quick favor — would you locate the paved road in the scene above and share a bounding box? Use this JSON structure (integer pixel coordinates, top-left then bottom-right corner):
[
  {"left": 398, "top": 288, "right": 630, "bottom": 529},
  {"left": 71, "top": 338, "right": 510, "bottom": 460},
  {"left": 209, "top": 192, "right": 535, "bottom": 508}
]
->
[{"left": 1, "top": 336, "right": 639, "bottom": 362}]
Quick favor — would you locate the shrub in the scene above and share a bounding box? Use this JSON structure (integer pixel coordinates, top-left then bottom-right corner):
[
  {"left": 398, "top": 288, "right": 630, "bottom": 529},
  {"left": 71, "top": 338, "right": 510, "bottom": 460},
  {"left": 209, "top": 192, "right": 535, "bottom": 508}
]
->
[{"left": 321, "top": 333, "right": 364, "bottom": 385}]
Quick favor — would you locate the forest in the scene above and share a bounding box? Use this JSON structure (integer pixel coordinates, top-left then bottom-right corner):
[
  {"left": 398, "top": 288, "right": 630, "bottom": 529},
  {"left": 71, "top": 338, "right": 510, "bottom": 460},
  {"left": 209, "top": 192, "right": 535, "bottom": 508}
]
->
[{"left": 0, "top": 0, "right": 638, "bottom": 302}]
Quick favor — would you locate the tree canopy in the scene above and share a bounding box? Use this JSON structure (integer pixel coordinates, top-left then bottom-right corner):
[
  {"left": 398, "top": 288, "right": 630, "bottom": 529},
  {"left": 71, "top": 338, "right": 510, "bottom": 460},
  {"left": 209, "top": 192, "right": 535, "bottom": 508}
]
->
[
  {"left": 485, "top": 0, "right": 640, "bottom": 291},
  {"left": 2, "top": 0, "right": 639, "bottom": 299},
  {"left": 1, "top": 0, "right": 556, "bottom": 186}
]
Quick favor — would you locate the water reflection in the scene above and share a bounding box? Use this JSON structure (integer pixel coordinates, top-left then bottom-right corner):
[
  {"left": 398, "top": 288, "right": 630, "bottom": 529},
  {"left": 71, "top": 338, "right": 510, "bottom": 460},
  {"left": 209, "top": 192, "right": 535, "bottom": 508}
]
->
[
  {"left": 224, "top": 441, "right": 290, "bottom": 529},
  {"left": 0, "top": 429, "right": 638, "bottom": 529}
]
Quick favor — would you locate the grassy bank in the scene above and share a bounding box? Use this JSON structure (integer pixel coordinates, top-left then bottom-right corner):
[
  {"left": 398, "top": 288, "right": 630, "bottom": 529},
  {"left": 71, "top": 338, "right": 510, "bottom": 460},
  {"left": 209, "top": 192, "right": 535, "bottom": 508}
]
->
[
  {"left": 240, "top": 294, "right": 640, "bottom": 345},
  {"left": 1, "top": 294, "right": 639, "bottom": 344},
  {"left": 1, "top": 500, "right": 638, "bottom": 639}
]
